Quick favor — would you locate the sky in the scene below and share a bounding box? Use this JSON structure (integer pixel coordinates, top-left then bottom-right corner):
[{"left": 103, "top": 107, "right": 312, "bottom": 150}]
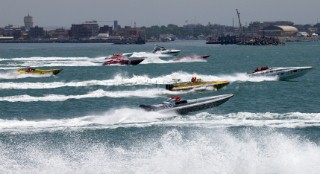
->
[{"left": 0, "top": 0, "right": 319, "bottom": 28}]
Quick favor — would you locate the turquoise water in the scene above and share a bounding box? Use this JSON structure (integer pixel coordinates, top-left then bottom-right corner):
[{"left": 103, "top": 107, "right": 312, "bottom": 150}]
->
[{"left": 0, "top": 41, "right": 320, "bottom": 173}]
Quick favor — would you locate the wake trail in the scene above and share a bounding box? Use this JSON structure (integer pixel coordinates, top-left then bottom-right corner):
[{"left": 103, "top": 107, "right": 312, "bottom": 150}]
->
[
  {"left": 0, "top": 53, "right": 207, "bottom": 69},
  {"left": 0, "top": 108, "right": 175, "bottom": 133},
  {"left": 0, "top": 56, "right": 105, "bottom": 68},
  {"left": 0, "top": 88, "right": 185, "bottom": 102},
  {"left": 0, "top": 71, "right": 277, "bottom": 88},
  {"left": 0, "top": 111, "right": 319, "bottom": 133}
]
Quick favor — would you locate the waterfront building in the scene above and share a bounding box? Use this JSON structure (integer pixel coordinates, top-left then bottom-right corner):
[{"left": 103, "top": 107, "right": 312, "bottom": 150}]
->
[
  {"left": 82, "top": 21, "right": 99, "bottom": 36},
  {"left": 114, "top": 20, "right": 119, "bottom": 31},
  {"left": 246, "top": 21, "right": 295, "bottom": 35},
  {"left": 29, "top": 26, "right": 45, "bottom": 39},
  {"left": 109, "top": 26, "right": 146, "bottom": 44},
  {"left": 115, "top": 26, "right": 145, "bottom": 38},
  {"left": 70, "top": 21, "right": 99, "bottom": 39},
  {"left": 0, "top": 36, "right": 14, "bottom": 40},
  {"left": 261, "top": 25, "right": 298, "bottom": 37},
  {"left": 24, "top": 14, "right": 33, "bottom": 31},
  {"left": 314, "top": 23, "right": 320, "bottom": 34},
  {"left": 247, "top": 22, "right": 263, "bottom": 36},
  {"left": 48, "top": 28, "right": 69, "bottom": 40},
  {"left": 100, "top": 25, "right": 113, "bottom": 34},
  {"left": 70, "top": 24, "right": 91, "bottom": 39},
  {"left": 3, "top": 25, "right": 22, "bottom": 39}
]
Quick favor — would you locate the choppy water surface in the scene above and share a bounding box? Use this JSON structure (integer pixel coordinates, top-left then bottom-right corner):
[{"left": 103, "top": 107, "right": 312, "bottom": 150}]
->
[{"left": 0, "top": 41, "right": 320, "bottom": 173}]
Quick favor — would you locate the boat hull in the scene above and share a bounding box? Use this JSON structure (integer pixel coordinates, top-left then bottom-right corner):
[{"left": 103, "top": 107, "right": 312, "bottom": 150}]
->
[
  {"left": 249, "top": 66, "right": 313, "bottom": 80},
  {"left": 103, "top": 58, "right": 144, "bottom": 66},
  {"left": 165, "top": 80, "right": 229, "bottom": 91},
  {"left": 140, "top": 94, "right": 233, "bottom": 114},
  {"left": 18, "top": 69, "right": 63, "bottom": 75}
]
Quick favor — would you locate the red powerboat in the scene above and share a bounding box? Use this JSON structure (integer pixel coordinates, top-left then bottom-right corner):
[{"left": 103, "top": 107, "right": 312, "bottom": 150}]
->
[
  {"left": 173, "top": 55, "right": 209, "bottom": 61},
  {"left": 103, "top": 54, "right": 144, "bottom": 66}
]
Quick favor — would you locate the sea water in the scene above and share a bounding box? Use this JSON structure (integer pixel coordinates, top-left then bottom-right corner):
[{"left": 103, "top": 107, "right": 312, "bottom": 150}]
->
[{"left": 0, "top": 41, "right": 320, "bottom": 173}]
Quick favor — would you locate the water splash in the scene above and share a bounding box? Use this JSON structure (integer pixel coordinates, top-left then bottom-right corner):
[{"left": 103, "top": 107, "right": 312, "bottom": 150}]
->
[
  {"left": 0, "top": 70, "right": 52, "bottom": 79},
  {"left": 0, "top": 128, "right": 319, "bottom": 173}
]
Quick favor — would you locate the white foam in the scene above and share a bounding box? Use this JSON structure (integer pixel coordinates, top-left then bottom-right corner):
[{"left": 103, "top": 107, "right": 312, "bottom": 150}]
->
[
  {"left": 0, "top": 54, "right": 206, "bottom": 69},
  {"left": 0, "top": 71, "right": 278, "bottom": 88},
  {"left": 0, "top": 56, "right": 105, "bottom": 67},
  {"left": 151, "top": 71, "right": 277, "bottom": 83},
  {"left": 0, "top": 127, "right": 320, "bottom": 173},
  {"left": 131, "top": 51, "right": 170, "bottom": 59},
  {"left": 0, "top": 56, "right": 105, "bottom": 61},
  {"left": 0, "top": 108, "right": 174, "bottom": 133},
  {"left": 140, "top": 57, "right": 169, "bottom": 64},
  {"left": 0, "top": 71, "right": 52, "bottom": 79},
  {"left": 139, "top": 54, "right": 207, "bottom": 64},
  {"left": 1, "top": 112, "right": 320, "bottom": 133},
  {"left": 0, "top": 54, "right": 185, "bottom": 68},
  {"left": 0, "top": 88, "right": 184, "bottom": 102},
  {"left": 159, "top": 112, "right": 320, "bottom": 128},
  {"left": 171, "top": 57, "right": 207, "bottom": 63}
]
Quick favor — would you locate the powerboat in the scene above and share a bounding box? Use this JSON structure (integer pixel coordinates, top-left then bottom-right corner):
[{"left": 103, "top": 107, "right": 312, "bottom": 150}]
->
[
  {"left": 18, "top": 67, "right": 63, "bottom": 75},
  {"left": 152, "top": 45, "right": 181, "bottom": 56},
  {"left": 104, "top": 53, "right": 133, "bottom": 60},
  {"left": 103, "top": 54, "right": 144, "bottom": 66},
  {"left": 139, "top": 94, "right": 233, "bottom": 114},
  {"left": 165, "top": 77, "right": 229, "bottom": 91},
  {"left": 172, "top": 55, "right": 209, "bottom": 61},
  {"left": 248, "top": 66, "right": 313, "bottom": 80}
]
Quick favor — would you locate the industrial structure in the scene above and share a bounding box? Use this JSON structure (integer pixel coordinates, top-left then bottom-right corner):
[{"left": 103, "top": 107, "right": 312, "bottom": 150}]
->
[
  {"left": 261, "top": 25, "right": 298, "bottom": 37},
  {"left": 24, "top": 14, "right": 33, "bottom": 31}
]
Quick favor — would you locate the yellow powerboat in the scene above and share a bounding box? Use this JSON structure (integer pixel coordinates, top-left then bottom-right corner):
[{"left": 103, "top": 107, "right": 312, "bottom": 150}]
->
[
  {"left": 18, "top": 67, "right": 63, "bottom": 75},
  {"left": 165, "top": 77, "right": 229, "bottom": 91}
]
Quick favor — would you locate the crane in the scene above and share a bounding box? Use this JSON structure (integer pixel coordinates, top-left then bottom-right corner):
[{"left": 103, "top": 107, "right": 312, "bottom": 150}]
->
[{"left": 236, "top": 9, "right": 243, "bottom": 41}]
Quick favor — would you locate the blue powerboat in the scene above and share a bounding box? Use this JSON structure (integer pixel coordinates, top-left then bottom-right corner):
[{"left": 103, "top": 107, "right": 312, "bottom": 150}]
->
[{"left": 140, "top": 94, "right": 233, "bottom": 114}]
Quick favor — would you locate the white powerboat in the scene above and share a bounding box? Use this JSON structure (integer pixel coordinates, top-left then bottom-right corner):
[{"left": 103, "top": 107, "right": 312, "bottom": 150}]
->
[
  {"left": 152, "top": 45, "right": 181, "bottom": 56},
  {"left": 248, "top": 66, "right": 313, "bottom": 80},
  {"left": 140, "top": 94, "right": 233, "bottom": 114}
]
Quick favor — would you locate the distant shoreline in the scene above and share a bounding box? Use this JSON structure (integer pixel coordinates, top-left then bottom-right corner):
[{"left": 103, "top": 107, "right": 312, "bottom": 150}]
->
[
  {"left": 0, "top": 40, "right": 112, "bottom": 43},
  {"left": 0, "top": 37, "right": 318, "bottom": 44}
]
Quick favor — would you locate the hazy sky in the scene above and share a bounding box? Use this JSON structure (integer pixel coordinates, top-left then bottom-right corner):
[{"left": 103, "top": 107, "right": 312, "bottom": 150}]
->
[{"left": 1, "top": 0, "right": 319, "bottom": 28}]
